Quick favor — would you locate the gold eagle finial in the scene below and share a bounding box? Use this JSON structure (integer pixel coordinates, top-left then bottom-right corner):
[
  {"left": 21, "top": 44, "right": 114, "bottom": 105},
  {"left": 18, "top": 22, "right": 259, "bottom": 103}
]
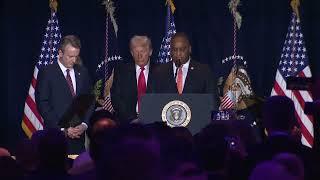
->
[{"left": 49, "top": 0, "right": 58, "bottom": 12}]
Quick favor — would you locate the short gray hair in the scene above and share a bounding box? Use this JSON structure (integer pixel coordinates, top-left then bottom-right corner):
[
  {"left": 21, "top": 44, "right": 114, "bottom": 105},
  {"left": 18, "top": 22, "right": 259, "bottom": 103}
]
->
[
  {"left": 129, "top": 35, "right": 152, "bottom": 50},
  {"left": 59, "top": 35, "right": 81, "bottom": 52}
]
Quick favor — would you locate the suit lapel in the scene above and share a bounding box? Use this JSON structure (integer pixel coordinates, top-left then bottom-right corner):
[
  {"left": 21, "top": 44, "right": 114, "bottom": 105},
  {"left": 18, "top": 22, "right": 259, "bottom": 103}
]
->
[
  {"left": 167, "top": 62, "right": 178, "bottom": 93},
  {"left": 146, "top": 63, "right": 157, "bottom": 93},
  {"left": 183, "top": 60, "right": 196, "bottom": 93},
  {"left": 53, "top": 62, "right": 74, "bottom": 97},
  {"left": 74, "top": 66, "right": 81, "bottom": 95},
  {"left": 128, "top": 63, "right": 138, "bottom": 98},
  {"left": 146, "top": 65, "right": 152, "bottom": 92}
]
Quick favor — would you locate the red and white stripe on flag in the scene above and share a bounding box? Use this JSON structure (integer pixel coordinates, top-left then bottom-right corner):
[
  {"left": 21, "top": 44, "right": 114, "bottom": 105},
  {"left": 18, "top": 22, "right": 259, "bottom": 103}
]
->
[
  {"left": 21, "top": 12, "right": 61, "bottom": 138},
  {"left": 220, "top": 90, "right": 235, "bottom": 110},
  {"left": 271, "top": 13, "right": 314, "bottom": 147},
  {"left": 103, "top": 96, "right": 114, "bottom": 113},
  {"left": 271, "top": 67, "right": 314, "bottom": 147},
  {"left": 22, "top": 67, "right": 44, "bottom": 138}
]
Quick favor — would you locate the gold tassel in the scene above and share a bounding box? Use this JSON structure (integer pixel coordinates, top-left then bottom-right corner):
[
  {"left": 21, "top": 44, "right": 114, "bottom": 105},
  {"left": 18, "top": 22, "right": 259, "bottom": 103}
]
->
[
  {"left": 290, "top": 0, "right": 300, "bottom": 21},
  {"left": 228, "top": 0, "right": 242, "bottom": 29},
  {"left": 49, "top": 0, "right": 58, "bottom": 12},
  {"left": 102, "top": 0, "right": 119, "bottom": 37},
  {"left": 166, "top": 0, "right": 176, "bottom": 14}
]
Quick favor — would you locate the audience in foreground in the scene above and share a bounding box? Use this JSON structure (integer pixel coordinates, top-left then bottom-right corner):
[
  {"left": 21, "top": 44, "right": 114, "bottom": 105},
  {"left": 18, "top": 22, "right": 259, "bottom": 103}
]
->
[{"left": 1, "top": 96, "right": 319, "bottom": 180}]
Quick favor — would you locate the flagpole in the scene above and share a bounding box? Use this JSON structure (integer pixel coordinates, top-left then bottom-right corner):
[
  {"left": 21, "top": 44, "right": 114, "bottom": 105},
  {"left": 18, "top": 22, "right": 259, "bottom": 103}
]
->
[
  {"left": 104, "top": 10, "right": 109, "bottom": 98},
  {"left": 229, "top": 0, "right": 242, "bottom": 111},
  {"left": 49, "top": 0, "right": 58, "bottom": 64},
  {"left": 220, "top": 0, "right": 254, "bottom": 113},
  {"left": 157, "top": 0, "right": 176, "bottom": 63},
  {"left": 93, "top": 0, "right": 121, "bottom": 112},
  {"left": 289, "top": 0, "right": 300, "bottom": 103}
]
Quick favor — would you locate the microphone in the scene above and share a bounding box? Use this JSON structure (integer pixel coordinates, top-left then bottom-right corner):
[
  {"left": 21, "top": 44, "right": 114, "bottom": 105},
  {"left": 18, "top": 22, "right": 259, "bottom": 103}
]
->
[
  {"left": 217, "top": 76, "right": 224, "bottom": 97},
  {"left": 174, "top": 59, "right": 181, "bottom": 80}
]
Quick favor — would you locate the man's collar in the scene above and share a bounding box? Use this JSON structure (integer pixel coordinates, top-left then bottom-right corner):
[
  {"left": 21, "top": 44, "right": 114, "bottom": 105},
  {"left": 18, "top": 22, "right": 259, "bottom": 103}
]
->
[
  {"left": 173, "top": 58, "right": 191, "bottom": 69},
  {"left": 58, "top": 59, "right": 74, "bottom": 73},
  {"left": 135, "top": 61, "right": 150, "bottom": 71}
]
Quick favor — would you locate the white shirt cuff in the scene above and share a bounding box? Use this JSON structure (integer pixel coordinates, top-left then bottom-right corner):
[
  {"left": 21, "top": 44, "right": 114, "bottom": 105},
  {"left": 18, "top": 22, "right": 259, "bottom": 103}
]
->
[
  {"left": 60, "top": 123, "right": 87, "bottom": 131},
  {"left": 81, "top": 122, "right": 88, "bottom": 130}
]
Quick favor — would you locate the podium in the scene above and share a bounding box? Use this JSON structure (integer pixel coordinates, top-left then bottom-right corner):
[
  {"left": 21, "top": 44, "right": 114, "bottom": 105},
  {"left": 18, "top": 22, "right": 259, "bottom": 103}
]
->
[{"left": 139, "top": 93, "right": 217, "bottom": 135}]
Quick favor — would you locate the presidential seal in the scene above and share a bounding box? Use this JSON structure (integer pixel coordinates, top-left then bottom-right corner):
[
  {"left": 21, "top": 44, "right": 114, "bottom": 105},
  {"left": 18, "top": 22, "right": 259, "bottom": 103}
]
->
[{"left": 161, "top": 100, "right": 191, "bottom": 127}]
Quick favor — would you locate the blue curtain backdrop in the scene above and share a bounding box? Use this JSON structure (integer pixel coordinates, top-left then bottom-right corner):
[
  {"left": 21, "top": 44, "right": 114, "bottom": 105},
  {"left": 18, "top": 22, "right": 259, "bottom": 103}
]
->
[{"left": 3, "top": 0, "right": 319, "bottom": 151}]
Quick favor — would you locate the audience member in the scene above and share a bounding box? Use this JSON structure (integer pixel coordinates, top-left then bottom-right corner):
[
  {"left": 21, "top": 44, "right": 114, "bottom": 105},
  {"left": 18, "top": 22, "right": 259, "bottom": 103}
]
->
[
  {"left": 249, "top": 160, "right": 297, "bottom": 180},
  {"left": 96, "top": 124, "right": 161, "bottom": 180},
  {"left": 69, "top": 109, "right": 117, "bottom": 179},
  {"left": 15, "top": 139, "right": 38, "bottom": 177},
  {"left": 25, "top": 128, "right": 69, "bottom": 180},
  {"left": 0, "top": 147, "right": 11, "bottom": 157},
  {"left": 0, "top": 156, "right": 23, "bottom": 180},
  {"left": 247, "top": 95, "right": 320, "bottom": 180},
  {"left": 7, "top": 96, "right": 320, "bottom": 180},
  {"left": 194, "top": 123, "right": 229, "bottom": 180},
  {"left": 166, "top": 161, "right": 208, "bottom": 180},
  {"left": 272, "top": 153, "right": 304, "bottom": 180}
]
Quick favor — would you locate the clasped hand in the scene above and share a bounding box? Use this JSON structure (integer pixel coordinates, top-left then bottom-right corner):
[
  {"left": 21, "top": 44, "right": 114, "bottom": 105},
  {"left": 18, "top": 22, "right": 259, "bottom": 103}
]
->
[{"left": 66, "top": 124, "right": 86, "bottom": 139}]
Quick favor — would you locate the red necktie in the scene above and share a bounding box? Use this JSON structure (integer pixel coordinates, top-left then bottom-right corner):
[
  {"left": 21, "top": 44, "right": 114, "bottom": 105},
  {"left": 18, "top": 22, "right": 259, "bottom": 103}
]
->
[
  {"left": 177, "top": 67, "right": 183, "bottom": 94},
  {"left": 66, "top": 69, "right": 76, "bottom": 97},
  {"left": 137, "top": 66, "right": 146, "bottom": 112}
]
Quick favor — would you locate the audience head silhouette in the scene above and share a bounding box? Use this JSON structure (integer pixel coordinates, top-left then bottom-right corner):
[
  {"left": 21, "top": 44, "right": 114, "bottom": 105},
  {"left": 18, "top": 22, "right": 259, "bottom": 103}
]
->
[{"left": 263, "top": 96, "right": 296, "bottom": 133}]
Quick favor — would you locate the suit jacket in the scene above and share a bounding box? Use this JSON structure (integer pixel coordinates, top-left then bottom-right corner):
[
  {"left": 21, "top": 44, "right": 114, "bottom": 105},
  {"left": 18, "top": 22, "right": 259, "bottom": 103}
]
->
[
  {"left": 153, "top": 60, "right": 216, "bottom": 94},
  {"left": 35, "top": 62, "right": 92, "bottom": 129},
  {"left": 111, "top": 62, "right": 155, "bottom": 124}
]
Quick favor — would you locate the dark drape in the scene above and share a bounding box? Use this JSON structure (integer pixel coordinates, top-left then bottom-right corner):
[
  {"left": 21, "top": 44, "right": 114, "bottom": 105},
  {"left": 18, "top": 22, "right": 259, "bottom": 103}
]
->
[{"left": 3, "top": 0, "right": 319, "bottom": 151}]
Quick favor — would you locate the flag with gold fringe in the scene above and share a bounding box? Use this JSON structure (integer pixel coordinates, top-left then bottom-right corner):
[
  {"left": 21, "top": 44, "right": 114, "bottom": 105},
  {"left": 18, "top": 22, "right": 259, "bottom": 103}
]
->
[
  {"left": 22, "top": 0, "right": 61, "bottom": 138},
  {"left": 220, "top": 0, "right": 254, "bottom": 111},
  {"left": 271, "top": 0, "right": 314, "bottom": 147},
  {"left": 94, "top": 0, "right": 122, "bottom": 112},
  {"left": 158, "top": 0, "right": 176, "bottom": 63}
]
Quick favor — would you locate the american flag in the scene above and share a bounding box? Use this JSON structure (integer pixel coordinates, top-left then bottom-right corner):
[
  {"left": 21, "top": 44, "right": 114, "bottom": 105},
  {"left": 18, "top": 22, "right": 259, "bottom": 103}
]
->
[
  {"left": 157, "top": 1, "right": 176, "bottom": 63},
  {"left": 220, "top": 90, "right": 236, "bottom": 109},
  {"left": 21, "top": 12, "right": 61, "bottom": 138},
  {"left": 271, "top": 13, "right": 313, "bottom": 147},
  {"left": 95, "top": 2, "right": 121, "bottom": 113}
]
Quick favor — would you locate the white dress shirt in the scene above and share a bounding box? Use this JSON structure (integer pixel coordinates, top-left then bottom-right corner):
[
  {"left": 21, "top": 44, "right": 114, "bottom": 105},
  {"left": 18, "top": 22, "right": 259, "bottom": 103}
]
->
[
  {"left": 58, "top": 60, "right": 77, "bottom": 94},
  {"left": 135, "top": 63, "right": 150, "bottom": 86},
  {"left": 57, "top": 60, "right": 87, "bottom": 130}
]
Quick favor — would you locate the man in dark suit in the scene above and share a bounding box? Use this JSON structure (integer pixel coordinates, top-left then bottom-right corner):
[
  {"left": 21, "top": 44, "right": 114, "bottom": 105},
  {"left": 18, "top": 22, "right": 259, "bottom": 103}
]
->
[
  {"left": 153, "top": 32, "right": 216, "bottom": 95},
  {"left": 35, "top": 35, "right": 92, "bottom": 154},
  {"left": 111, "top": 35, "right": 154, "bottom": 124}
]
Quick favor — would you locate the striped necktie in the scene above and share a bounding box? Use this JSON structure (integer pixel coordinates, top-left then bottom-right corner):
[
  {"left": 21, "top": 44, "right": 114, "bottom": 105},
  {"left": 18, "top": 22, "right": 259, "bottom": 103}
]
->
[{"left": 66, "top": 69, "right": 75, "bottom": 97}]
